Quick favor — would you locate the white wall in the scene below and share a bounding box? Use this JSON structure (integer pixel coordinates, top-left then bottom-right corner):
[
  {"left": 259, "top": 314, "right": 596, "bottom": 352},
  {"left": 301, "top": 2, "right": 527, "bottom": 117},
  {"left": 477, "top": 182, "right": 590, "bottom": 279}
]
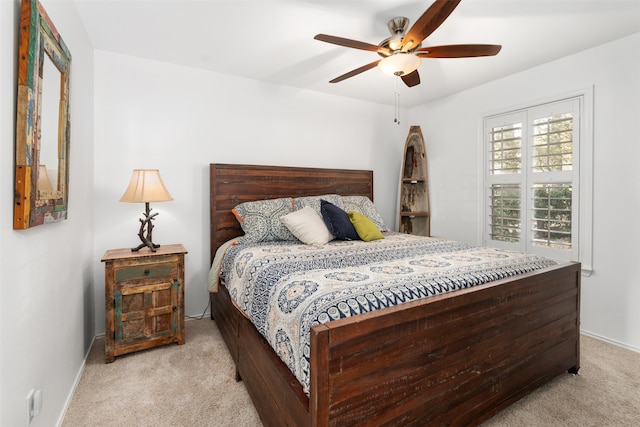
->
[
  {"left": 0, "top": 1, "right": 94, "bottom": 426},
  {"left": 408, "top": 33, "right": 640, "bottom": 351},
  {"left": 91, "top": 50, "right": 408, "bottom": 333}
]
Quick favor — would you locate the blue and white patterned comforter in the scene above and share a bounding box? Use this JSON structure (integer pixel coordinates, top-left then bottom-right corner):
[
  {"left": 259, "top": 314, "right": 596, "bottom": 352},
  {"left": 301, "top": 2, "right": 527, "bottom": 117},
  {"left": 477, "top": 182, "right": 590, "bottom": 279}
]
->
[{"left": 215, "top": 233, "right": 556, "bottom": 395}]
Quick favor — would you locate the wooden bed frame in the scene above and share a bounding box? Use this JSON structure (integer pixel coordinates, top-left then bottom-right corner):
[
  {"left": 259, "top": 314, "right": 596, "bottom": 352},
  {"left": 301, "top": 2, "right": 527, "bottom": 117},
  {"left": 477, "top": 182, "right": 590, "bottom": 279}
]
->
[{"left": 209, "top": 163, "right": 581, "bottom": 426}]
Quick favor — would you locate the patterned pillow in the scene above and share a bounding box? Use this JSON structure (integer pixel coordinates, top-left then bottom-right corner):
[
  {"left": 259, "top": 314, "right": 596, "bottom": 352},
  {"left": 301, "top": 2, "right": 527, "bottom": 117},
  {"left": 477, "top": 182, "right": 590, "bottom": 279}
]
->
[
  {"left": 348, "top": 211, "right": 385, "bottom": 242},
  {"left": 294, "top": 194, "right": 344, "bottom": 214},
  {"left": 341, "top": 196, "right": 388, "bottom": 231},
  {"left": 281, "top": 206, "right": 334, "bottom": 245},
  {"left": 232, "top": 198, "right": 297, "bottom": 243},
  {"left": 320, "top": 199, "right": 360, "bottom": 241}
]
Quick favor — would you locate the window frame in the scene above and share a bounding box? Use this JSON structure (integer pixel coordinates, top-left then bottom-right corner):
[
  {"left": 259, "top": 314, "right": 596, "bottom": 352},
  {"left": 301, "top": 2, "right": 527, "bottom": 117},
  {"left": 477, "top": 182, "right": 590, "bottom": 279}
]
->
[{"left": 478, "top": 88, "right": 593, "bottom": 274}]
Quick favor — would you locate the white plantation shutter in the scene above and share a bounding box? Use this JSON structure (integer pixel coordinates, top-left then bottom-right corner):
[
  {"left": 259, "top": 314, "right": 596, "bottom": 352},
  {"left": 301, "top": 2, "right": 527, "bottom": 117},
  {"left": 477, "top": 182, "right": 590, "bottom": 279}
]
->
[
  {"left": 484, "top": 98, "right": 582, "bottom": 263},
  {"left": 485, "top": 111, "right": 526, "bottom": 252},
  {"left": 528, "top": 99, "right": 580, "bottom": 261}
]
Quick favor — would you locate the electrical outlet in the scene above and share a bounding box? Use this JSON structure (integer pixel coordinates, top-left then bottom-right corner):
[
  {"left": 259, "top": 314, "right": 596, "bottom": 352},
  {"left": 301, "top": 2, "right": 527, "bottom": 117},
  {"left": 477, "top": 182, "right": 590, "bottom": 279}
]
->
[
  {"left": 26, "top": 389, "right": 34, "bottom": 425},
  {"left": 33, "top": 390, "right": 42, "bottom": 417},
  {"left": 25, "top": 389, "right": 42, "bottom": 426}
]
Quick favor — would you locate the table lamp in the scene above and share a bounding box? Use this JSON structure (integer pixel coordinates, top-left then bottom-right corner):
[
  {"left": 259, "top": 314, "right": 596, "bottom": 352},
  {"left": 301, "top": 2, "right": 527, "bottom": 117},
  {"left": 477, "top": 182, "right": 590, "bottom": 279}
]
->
[{"left": 120, "top": 169, "right": 173, "bottom": 252}]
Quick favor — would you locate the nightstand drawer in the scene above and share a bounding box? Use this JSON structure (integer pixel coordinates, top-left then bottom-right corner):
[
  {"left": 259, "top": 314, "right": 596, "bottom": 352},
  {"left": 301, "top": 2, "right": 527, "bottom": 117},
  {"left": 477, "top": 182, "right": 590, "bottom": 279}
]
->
[{"left": 114, "top": 261, "right": 177, "bottom": 282}]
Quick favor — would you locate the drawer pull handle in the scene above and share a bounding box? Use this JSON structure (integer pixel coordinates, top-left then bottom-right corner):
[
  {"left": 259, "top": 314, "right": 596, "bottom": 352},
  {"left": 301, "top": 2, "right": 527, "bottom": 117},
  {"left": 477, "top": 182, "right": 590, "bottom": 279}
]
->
[{"left": 144, "top": 269, "right": 150, "bottom": 276}]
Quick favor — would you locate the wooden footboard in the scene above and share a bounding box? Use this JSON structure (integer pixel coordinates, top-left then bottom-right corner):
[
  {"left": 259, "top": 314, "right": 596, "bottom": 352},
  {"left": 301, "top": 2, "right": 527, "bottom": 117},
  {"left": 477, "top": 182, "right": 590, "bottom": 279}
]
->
[
  {"left": 211, "top": 261, "right": 580, "bottom": 426},
  {"left": 309, "top": 261, "right": 581, "bottom": 426}
]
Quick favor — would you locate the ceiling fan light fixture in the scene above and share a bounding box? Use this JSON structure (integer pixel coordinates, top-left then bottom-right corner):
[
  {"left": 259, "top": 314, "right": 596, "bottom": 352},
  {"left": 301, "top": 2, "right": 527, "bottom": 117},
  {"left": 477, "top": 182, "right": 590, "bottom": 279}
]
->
[
  {"left": 377, "top": 53, "right": 421, "bottom": 77},
  {"left": 388, "top": 35, "right": 403, "bottom": 51}
]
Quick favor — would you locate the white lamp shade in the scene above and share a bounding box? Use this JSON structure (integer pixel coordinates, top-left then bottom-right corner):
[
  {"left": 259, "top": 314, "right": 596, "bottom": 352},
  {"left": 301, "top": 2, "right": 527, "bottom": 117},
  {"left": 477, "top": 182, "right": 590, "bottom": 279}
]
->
[
  {"left": 377, "top": 53, "right": 422, "bottom": 76},
  {"left": 120, "top": 169, "right": 173, "bottom": 203}
]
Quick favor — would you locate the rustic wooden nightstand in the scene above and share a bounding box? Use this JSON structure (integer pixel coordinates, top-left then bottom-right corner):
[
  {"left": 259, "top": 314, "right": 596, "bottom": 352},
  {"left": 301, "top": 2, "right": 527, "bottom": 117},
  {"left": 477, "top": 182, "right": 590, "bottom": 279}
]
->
[{"left": 101, "top": 244, "right": 188, "bottom": 363}]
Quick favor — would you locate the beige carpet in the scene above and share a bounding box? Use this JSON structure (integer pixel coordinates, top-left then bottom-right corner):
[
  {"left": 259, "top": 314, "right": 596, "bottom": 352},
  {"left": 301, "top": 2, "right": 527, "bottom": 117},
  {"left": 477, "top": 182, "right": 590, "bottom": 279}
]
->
[
  {"left": 62, "top": 318, "right": 640, "bottom": 426},
  {"left": 62, "top": 318, "right": 261, "bottom": 427}
]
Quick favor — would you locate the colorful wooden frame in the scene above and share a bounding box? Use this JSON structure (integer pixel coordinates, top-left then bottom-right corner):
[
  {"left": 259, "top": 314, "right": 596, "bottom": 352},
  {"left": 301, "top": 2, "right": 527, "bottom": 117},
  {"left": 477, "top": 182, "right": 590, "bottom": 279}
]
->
[{"left": 14, "top": 0, "right": 71, "bottom": 229}]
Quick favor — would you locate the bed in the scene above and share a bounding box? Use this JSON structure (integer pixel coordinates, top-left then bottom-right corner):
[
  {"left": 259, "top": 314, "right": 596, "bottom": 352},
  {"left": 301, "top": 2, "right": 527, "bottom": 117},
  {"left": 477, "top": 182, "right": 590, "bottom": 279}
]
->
[{"left": 208, "top": 163, "right": 581, "bottom": 426}]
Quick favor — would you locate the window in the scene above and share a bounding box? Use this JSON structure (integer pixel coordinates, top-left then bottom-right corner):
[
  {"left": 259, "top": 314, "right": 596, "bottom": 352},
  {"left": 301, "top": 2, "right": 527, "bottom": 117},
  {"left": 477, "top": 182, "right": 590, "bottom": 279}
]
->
[{"left": 483, "top": 94, "right": 592, "bottom": 269}]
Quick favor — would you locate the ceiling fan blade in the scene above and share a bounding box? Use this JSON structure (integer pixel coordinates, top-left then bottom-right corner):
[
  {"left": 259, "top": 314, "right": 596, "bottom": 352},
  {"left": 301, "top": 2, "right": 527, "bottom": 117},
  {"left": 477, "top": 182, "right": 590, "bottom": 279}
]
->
[
  {"left": 401, "top": 0, "right": 461, "bottom": 52},
  {"left": 314, "top": 34, "right": 391, "bottom": 55},
  {"left": 329, "top": 60, "right": 381, "bottom": 83},
  {"left": 415, "top": 44, "right": 502, "bottom": 58},
  {"left": 401, "top": 70, "right": 421, "bottom": 87}
]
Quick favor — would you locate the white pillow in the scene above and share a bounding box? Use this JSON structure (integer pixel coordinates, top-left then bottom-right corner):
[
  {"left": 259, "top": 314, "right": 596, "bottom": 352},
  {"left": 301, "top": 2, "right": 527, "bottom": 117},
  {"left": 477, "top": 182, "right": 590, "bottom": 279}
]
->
[{"left": 281, "top": 206, "right": 334, "bottom": 245}]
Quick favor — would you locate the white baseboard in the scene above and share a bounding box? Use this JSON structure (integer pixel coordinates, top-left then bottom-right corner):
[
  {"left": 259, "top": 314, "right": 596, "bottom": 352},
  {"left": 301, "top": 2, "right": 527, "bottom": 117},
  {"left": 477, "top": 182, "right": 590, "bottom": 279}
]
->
[
  {"left": 55, "top": 335, "right": 96, "bottom": 427},
  {"left": 581, "top": 329, "right": 640, "bottom": 353}
]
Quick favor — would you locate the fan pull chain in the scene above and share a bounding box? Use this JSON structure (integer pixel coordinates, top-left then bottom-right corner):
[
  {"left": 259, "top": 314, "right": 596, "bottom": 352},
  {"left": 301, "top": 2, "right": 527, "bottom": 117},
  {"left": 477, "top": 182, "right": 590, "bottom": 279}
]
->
[{"left": 394, "top": 77, "right": 400, "bottom": 125}]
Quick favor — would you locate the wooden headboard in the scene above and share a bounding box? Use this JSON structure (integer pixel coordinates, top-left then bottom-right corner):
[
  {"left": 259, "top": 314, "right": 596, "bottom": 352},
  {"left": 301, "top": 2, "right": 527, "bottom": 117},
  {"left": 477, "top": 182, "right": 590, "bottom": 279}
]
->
[{"left": 209, "top": 163, "right": 374, "bottom": 262}]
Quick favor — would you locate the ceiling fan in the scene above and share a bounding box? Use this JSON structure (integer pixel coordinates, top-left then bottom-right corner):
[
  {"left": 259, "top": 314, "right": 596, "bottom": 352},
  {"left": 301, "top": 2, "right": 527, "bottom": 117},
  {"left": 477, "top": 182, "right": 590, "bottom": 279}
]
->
[{"left": 314, "top": 0, "right": 501, "bottom": 88}]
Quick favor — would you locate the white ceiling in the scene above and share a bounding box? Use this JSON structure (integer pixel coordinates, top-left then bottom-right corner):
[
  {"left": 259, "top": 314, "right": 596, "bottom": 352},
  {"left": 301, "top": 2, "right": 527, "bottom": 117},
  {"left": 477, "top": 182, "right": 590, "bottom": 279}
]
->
[{"left": 74, "top": 0, "right": 640, "bottom": 108}]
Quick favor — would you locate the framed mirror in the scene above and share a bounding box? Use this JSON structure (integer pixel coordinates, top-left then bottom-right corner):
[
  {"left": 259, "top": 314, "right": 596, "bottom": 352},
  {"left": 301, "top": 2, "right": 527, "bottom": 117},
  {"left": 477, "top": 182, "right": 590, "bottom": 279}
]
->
[{"left": 14, "top": 0, "right": 71, "bottom": 229}]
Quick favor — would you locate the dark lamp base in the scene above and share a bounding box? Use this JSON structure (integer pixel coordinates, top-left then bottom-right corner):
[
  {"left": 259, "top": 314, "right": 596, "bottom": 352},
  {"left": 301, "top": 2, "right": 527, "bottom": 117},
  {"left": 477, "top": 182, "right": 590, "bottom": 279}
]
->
[
  {"left": 132, "top": 241, "right": 160, "bottom": 252},
  {"left": 131, "top": 202, "right": 161, "bottom": 253}
]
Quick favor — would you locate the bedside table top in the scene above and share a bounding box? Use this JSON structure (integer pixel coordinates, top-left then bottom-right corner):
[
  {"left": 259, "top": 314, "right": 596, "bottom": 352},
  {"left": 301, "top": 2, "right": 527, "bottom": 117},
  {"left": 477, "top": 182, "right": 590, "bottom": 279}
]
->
[{"left": 101, "top": 243, "right": 188, "bottom": 262}]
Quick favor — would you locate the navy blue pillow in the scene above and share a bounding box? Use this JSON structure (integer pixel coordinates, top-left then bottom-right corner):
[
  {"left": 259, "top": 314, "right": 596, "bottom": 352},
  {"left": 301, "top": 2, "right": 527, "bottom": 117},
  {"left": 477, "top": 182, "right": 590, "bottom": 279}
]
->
[{"left": 320, "top": 199, "right": 360, "bottom": 240}]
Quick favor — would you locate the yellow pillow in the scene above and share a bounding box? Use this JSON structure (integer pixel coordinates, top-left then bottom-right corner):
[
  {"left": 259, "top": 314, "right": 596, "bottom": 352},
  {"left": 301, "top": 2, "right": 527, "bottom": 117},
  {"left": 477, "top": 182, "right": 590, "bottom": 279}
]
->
[{"left": 348, "top": 211, "right": 384, "bottom": 242}]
